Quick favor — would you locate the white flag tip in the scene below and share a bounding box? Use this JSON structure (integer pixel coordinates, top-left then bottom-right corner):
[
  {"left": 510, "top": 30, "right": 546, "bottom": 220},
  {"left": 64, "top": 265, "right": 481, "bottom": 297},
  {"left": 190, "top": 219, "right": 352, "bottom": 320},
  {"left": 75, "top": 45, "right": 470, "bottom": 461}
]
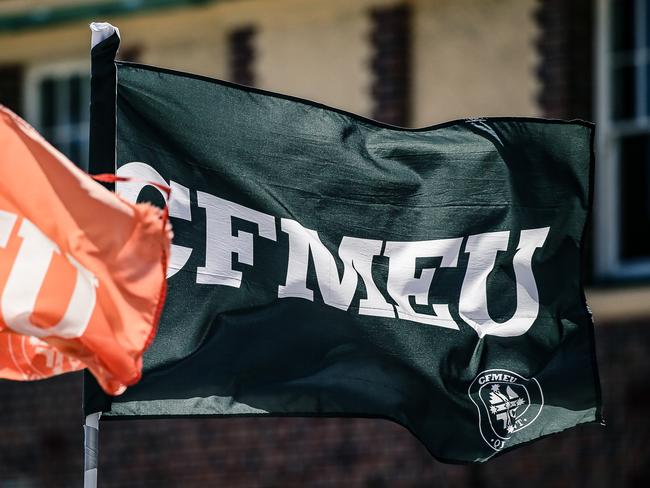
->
[{"left": 90, "top": 22, "right": 120, "bottom": 49}]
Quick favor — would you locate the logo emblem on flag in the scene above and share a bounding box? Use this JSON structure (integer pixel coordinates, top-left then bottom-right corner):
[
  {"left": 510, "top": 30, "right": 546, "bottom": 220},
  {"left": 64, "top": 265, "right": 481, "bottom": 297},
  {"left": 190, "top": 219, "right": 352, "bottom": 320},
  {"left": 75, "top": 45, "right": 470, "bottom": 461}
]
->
[{"left": 468, "top": 369, "right": 544, "bottom": 451}]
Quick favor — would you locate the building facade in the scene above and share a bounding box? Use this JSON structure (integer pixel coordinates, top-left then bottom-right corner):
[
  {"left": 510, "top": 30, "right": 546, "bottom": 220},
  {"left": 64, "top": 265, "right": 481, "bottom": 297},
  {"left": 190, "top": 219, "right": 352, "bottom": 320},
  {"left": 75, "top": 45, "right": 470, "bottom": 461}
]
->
[{"left": 0, "top": 0, "right": 648, "bottom": 486}]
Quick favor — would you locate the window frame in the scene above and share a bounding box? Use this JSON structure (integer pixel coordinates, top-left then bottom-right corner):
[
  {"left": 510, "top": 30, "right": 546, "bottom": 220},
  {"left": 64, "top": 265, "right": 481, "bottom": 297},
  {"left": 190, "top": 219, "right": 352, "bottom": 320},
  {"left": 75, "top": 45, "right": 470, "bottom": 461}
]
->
[{"left": 595, "top": 0, "right": 650, "bottom": 279}]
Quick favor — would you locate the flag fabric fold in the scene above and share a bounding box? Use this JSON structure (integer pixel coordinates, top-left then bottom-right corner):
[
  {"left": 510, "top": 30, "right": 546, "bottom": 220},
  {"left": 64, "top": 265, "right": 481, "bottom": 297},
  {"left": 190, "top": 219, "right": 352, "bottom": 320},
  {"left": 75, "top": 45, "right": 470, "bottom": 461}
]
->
[
  {"left": 0, "top": 105, "right": 171, "bottom": 395},
  {"left": 83, "top": 27, "right": 602, "bottom": 463}
]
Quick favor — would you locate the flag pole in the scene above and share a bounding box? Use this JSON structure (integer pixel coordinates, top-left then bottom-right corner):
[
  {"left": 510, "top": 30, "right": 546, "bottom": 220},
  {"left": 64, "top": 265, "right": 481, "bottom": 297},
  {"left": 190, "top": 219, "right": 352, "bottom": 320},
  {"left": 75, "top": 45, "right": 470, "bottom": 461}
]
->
[
  {"left": 83, "top": 22, "right": 119, "bottom": 487},
  {"left": 83, "top": 412, "right": 101, "bottom": 488}
]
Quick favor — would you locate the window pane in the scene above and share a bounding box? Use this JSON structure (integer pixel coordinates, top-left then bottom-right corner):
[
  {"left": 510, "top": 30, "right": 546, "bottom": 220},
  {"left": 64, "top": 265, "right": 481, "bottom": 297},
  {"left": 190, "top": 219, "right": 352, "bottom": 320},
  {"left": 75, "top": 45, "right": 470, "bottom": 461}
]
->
[
  {"left": 612, "top": 0, "right": 635, "bottom": 52},
  {"left": 619, "top": 134, "right": 650, "bottom": 259},
  {"left": 613, "top": 64, "right": 636, "bottom": 120},
  {"left": 39, "top": 78, "right": 55, "bottom": 128},
  {"left": 55, "top": 77, "right": 68, "bottom": 126},
  {"left": 69, "top": 75, "right": 81, "bottom": 124},
  {"left": 36, "top": 71, "right": 89, "bottom": 170}
]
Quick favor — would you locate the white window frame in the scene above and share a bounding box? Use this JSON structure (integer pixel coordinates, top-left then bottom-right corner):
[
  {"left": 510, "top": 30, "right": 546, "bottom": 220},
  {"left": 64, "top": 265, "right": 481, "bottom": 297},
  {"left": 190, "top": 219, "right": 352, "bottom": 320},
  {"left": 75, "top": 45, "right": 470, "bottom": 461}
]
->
[
  {"left": 23, "top": 59, "right": 91, "bottom": 171},
  {"left": 595, "top": 0, "right": 650, "bottom": 279}
]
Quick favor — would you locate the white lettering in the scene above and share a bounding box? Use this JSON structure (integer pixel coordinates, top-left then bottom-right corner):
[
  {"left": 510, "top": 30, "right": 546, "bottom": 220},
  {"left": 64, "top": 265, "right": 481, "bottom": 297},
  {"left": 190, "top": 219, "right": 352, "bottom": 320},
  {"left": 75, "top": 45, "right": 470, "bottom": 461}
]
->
[
  {"left": 1, "top": 218, "right": 98, "bottom": 339},
  {"left": 459, "top": 227, "right": 550, "bottom": 338},
  {"left": 278, "top": 219, "right": 393, "bottom": 317},
  {"left": 113, "top": 163, "right": 554, "bottom": 337},
  {"left": 197, "top": 192, "right": 276, "bottom": 287},
  {"left": 117, "top": 162, "right": 193, "bottom": 278},
  {"left": 384, "top": 238, "right": 463, "bottom": 328}
]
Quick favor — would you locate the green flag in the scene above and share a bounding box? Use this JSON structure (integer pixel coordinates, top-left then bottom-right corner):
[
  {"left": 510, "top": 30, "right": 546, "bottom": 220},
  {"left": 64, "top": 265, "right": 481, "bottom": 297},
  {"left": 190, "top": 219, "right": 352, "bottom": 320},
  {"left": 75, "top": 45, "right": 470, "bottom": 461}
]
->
[{"left": 83, "top": 28, "right": 602, "bottom": 463}]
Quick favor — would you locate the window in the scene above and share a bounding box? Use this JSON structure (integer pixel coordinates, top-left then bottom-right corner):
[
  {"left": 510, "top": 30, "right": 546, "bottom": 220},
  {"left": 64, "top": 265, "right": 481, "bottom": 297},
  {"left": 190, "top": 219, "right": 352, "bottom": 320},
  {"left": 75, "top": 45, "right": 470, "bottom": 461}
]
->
[
  {"left": 24, "top": 61, "right": 90, "bottom": 171},
  {"left": 596, "top": 0, "right": 650, "bottom": 278}
]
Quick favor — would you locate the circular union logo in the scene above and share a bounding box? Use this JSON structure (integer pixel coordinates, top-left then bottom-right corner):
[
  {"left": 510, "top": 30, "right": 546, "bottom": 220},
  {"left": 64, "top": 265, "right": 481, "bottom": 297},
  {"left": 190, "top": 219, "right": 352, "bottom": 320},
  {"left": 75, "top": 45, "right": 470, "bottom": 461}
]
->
[{"left": 468, "top": 369, "right": 544, "bottom": 451}]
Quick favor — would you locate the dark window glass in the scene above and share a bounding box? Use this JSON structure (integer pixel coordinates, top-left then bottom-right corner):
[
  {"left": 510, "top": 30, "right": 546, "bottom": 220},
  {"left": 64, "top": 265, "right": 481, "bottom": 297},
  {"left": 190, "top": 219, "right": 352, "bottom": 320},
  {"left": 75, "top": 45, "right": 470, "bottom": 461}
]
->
[
  {"left": 646, "top": 0, "right": 650, "bottom": 47},
  {"left": 38, "top": 74, "right": 90, "bottom": 169},
  {"left": 0, "top": 64, "right": 23, "bottom": 115},
  {"left": 39, "top": 78, "right": 55, "bottom": 128},
  {"left": 69, "top": 75, "right": 81, "bottom": 124},
  {"left": 612, "top": 0, "right": 636, "bottom": 52},
  {"left": 55, "top": 77, "right": 68, "bottom": 125},
  {"left": 613, "top": 64, "right": 636, "bottom": 119},
  {"left": 619, "top": 134, "right": 650, "bottom": 259}
]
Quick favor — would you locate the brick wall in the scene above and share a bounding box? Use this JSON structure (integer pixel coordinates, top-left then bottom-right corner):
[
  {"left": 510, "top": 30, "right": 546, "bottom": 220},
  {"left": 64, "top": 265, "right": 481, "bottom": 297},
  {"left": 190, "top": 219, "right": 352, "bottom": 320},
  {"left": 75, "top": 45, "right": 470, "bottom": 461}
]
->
[
  {"left": 369, "top": 4, "right": 411, "bottom": 127},
  {"left": 535, "top": 0, "right": 594, "bottom": 121},
  {"left": 228, "top": 26, "right": 257, "bottom": 87},
  {"left": 1, "top": 322, "right": 648, "bottom": 487}
]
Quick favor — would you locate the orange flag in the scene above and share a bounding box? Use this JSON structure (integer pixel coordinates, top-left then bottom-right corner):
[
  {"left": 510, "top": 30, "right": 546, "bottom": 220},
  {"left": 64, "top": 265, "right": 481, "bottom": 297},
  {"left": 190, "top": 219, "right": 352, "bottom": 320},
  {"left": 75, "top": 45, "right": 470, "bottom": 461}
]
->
[{"left": 0, "top": 105, "right": 171, "bottom": 395}]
